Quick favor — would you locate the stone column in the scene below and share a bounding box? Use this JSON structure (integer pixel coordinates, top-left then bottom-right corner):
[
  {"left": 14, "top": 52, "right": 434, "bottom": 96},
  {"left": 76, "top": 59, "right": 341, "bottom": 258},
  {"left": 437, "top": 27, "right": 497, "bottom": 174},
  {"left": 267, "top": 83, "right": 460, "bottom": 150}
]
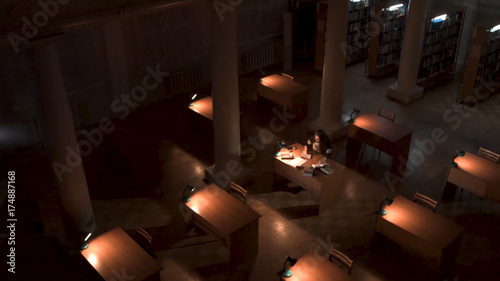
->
[
  {"left": 103, "top": 20, "right": 131, "bottom": 100},
  {"left": 387, "top": 0, "right": 430, "bottom": 104},
  {"left": 456, "top": 0, "right": 479, "bottom": 73},
  {"left": 32, "top": 38, "right": 95, "bottom": 240},
  {"left": 207, "top": 7, "right": 241, "bottom": 189},
  {"left": 309, "top": 0, "right": 348, "bottom": 138}
]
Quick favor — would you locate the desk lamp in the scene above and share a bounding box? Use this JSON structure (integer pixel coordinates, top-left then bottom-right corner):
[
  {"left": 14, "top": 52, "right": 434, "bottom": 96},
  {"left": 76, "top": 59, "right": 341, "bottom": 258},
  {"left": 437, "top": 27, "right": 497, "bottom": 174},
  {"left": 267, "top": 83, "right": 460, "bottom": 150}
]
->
[
  {"left": 259, "top": 68, "right": 266, "bottom": 82},
  {"left": 80, "top": 232, "right": 92, "bottom": 250},
  {"left": 282, "top": 256, "right": 298, "bottom": 278},
  {"left": 377, "top": 196, "right": 394, "bottom": 215},
  {"left": 274, "top": 140, "right": 286, "bottom": 157},
  {"left": 349, "top": 109, "right": 360, "bottom": 123},
  {"left": 188, "top": 93, "right": 198, "bottom": 106},
  {"left": 449, "top": 150, "right": 465, "bottom": 167},
  {"left": 182, "top": 185, "right": 196, "bottom": 202}
]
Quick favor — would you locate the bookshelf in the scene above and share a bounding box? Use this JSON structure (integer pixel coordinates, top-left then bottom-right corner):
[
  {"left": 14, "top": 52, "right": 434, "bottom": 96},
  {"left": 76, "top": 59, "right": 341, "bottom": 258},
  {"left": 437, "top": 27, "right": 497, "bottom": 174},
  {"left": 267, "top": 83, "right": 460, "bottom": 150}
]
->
[
  {"left": 314, "top": 0, "right": 373, "bottom": 71},
  {"left": 458, "top": 18, "right": 500, "bottom": 103},
  {"left": 365, "top": 1, "right": 407, "bottom": 77},
  {"left": 417, "top": 6, "right": 465, "bottom": 88}
]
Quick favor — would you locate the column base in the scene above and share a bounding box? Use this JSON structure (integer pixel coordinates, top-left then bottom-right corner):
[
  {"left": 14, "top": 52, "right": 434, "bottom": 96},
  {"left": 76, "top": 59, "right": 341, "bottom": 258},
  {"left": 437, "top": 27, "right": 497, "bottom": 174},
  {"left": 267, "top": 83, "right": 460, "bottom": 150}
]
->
[
  {"left": 387, "top": 83, "right": 424, "bottom": 104},
  {"left": 309, "top": 118, "right": 348, "bottom": 142}
]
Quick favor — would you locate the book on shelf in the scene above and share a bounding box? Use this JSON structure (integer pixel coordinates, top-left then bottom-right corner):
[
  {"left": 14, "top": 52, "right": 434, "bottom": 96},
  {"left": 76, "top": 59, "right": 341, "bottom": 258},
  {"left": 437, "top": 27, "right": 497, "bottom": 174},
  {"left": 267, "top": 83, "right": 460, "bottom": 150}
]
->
[{"left": 302, "top": 165, "right": 314, "bottom": 177}]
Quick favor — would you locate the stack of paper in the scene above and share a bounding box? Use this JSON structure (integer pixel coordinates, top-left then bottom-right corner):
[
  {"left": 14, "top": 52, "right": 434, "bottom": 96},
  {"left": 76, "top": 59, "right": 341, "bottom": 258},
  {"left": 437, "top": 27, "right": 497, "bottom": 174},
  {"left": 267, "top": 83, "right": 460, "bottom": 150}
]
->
[{"left": 287, "top": 157, "right": 307, "bottom": 167}]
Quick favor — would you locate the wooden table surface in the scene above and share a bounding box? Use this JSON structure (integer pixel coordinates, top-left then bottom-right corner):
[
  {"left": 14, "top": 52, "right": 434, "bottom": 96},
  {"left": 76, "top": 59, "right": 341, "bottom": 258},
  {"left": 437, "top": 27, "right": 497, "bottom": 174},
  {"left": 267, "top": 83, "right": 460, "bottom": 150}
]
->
[
  {"left": 188, "top": 96, "right": 213, "bottom": 121},
  {"left": 260, "top": 74, "right": 309, "bottom": 97},
  {"left": 286, "top": 251, "right": 353, "bottom": 281},
  {"left": 453, "top": 152, "right": 500, "bottom": 185},
  {"left": 80, "top": 227, "right": 162, "bottom": 281},
  {"left": 378, "top": 196, "right": 464, "bottom": 249},
  {"left": 350, "top": 112, "right": 413, "bottom": 143},
  {"left": 185, "top": 183, "right": 261, "bottom": 238}
]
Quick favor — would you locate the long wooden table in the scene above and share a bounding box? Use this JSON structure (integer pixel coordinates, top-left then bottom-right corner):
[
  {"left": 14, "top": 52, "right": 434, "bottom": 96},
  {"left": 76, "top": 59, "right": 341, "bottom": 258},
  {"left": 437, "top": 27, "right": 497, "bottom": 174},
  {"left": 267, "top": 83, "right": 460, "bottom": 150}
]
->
[
  {"left": 80, "top": 227, "right": 162, "bottom": 281},
  {"left": 187, "top": 96, "right": 213, "bottom": 132},
  {"left": 258, "top": 74, "right": 309, "bottom": 117},
  {"left": 284, "top": 251, "right": 354, "bottom": 281},
  {"left": 442, "top": 151, "right": 500, "bottom": 202},
  {"left": 375, "top": 196, "right": 464, "bottom": 273},
  {"left": 274, "top": 143, "right": 346, "bottom": 214},
  {"left": 346, "top": 112, "right": 413, "bottom": 178},
  {"left": 184, "top": 183, "right": 261, "bottom": 267}
]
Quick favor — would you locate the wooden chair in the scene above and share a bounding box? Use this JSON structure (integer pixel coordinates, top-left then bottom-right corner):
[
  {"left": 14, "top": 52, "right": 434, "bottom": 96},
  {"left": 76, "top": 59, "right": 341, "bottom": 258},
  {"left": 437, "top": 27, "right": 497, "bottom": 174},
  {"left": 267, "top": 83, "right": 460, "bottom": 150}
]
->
[
  {"left": 135, "top": 225, "right": 155, "bottom": 257},
  {"left": 377, "top": 108, "right": 396, "bottom": 122},
  {"left": 281, "top": 72, "right": 294, "bottom": 80},
  {"left": 229, "top": 181, "right": 247, "bottom": 202},
  {"left": 329, "top": 246, "right": 353, "bottom": 275},
  {"left": 413, "top": 191, "right": 438, "bottom": 212},
  {"left": 478, "top": 146, "right": 500, "bottom": 163}
]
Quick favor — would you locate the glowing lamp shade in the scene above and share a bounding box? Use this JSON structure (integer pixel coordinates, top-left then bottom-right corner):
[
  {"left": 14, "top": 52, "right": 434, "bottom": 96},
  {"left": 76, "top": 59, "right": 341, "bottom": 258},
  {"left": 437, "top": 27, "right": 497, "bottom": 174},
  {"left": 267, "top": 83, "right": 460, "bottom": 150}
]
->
[
  {"left": 491, "top": 24, "right": 500, "bottom": 32},
  {"left": 349, "top": 109, "right": 361, "bottom": 123},
  {"left": 388, "top": 3, "right": 403, "bottom": 11},
  {"left": 378, "top": 197, "right": 394, "bottom": 215},
  {"left": 182, "top": 185, "right": 196, "bottom": 202},
  {"left": 282, "top": 256, "right": 298, "bottom": 278},
  {"left": 188, "top": 93, "right": 198, "bottom": 106},
  {"left": 432, "top": 14, "right": 448, "bottom": 23},
  {"left": 450, "top": 150, "right": 465, "bottom": 167}
]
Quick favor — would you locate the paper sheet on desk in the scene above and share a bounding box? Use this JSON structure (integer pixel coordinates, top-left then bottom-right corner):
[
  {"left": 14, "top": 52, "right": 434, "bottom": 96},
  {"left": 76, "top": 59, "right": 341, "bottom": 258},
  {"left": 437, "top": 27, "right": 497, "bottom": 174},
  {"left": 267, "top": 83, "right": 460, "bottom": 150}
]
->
[{"left": 286, "top": 157, "right": 307, "bottom": 167}]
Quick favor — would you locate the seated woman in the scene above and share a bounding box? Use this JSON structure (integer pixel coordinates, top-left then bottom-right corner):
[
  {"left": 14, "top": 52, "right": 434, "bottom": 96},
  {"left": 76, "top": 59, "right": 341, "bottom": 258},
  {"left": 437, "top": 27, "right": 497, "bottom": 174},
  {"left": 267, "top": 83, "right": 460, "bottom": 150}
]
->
[{"left": 304, "top": 130, "right": 333, "bottom": 159}]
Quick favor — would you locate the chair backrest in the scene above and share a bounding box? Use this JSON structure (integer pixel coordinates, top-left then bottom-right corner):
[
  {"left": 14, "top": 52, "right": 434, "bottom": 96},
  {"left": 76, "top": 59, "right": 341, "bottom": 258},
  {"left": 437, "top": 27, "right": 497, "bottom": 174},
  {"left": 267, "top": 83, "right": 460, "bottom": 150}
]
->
[
  {"left": 413, "top": 191, "right": 438, "bottom": 212},
  {"left": 329, "top": 246, "right": 353, "bottom": 274},
  {"left": 281, "top": 73, "right": 294, "bottom": 80},
  {"left": 136, "top": 225, "right": 152, "bottom": 245},
  {"left": 229, "top": 181, "right": 247, "bottom": 202},
  {"left": 478, "top": 147, "right": 500, "bottom": 163},
  {"left": 378, "top": 109, "right": 396, "bottom": 122}
]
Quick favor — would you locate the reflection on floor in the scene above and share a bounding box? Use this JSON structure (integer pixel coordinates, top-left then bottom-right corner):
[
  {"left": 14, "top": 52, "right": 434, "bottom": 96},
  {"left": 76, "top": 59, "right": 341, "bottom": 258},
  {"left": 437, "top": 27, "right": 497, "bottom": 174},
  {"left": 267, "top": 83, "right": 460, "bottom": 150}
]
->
[{"left": 5, "top": 61, "right": 500, "bottom": 281}]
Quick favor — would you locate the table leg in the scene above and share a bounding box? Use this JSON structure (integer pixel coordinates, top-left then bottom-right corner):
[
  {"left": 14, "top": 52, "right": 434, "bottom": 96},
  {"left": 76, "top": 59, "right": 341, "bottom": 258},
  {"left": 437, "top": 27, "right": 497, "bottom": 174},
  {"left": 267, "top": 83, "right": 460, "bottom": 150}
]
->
[
  {"left": 346, "top": 137, "right": 362, "bottom": 168},
  {"left": 441, "top": 181, "right": 457, "bottom": 202}
]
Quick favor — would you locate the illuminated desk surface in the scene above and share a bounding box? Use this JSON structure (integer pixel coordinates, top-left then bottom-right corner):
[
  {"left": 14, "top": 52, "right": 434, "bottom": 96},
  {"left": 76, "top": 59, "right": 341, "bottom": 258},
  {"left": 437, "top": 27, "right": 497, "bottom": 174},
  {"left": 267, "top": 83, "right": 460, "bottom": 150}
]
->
[
  {"left": 445, "top": 151, "right": 500, "bottom": 202},
  {"left": 259, "top": 74, "right": 309, "bottom": 98},
  {"left": 258, "top": 74, "right": 309, "bottom": 118},
  {"left": 188, "top": 96, "right": 213, "bottom": 121},
  {"left": 80, "top": 227, "right": 162, "bottom": 281},
  {"left": 285, "top": 251, "right": 353, "bottom": 281},
  {"left": 375, "top": 196, "right": 464, "bottom": 271},
  {"left": 347, "top": 112, "right": 413, "bottom": 178},
  {"left": 274, "top": 143, "right": 345, "bottom": 214}
]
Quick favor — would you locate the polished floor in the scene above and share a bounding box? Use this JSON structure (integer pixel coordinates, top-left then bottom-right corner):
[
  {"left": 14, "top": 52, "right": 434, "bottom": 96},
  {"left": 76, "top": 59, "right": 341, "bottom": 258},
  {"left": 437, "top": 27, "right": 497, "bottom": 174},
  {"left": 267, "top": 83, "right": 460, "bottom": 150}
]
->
[{"left": 2, "top": 60, "right": 500, "bottom": 281}]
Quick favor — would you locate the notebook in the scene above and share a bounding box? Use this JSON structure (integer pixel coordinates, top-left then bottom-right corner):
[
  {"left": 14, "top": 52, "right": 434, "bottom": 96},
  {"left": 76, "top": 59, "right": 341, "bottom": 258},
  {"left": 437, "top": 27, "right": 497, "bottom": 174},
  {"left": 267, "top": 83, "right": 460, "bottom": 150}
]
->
[{"left": 287, "top": 157, "right": 307, "bottom": 167}]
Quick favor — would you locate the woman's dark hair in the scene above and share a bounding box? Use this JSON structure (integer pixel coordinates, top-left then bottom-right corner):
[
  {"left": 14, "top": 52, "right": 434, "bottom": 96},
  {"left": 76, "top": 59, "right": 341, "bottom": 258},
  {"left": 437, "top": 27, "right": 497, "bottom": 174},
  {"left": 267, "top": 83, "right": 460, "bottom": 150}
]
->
[{"left": 315, "top": 130, "right": 328, "bottom": 143}]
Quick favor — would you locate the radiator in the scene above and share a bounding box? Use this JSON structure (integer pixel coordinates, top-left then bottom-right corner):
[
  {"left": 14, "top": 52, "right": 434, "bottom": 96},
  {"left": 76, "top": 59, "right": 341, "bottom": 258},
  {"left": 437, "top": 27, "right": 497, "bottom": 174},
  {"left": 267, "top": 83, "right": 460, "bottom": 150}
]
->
[
  {"left": 169, "top": 65, "right": 204, "bottom": 96},
  {"left": 242, "top": 45, "right": 275, "bottom": 73}
]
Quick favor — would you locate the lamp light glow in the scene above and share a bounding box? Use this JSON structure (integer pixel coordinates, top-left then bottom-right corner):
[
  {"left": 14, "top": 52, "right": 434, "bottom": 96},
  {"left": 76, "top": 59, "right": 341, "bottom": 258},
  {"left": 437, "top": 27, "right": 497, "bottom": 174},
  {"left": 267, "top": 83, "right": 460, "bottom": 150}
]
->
[
  {"left": 275, "top": 140, "right": 286, "bottom": 157},
  {"left": 282, "top": 256, "right": 298, "bottom": 278},
  {"left": 349, "top": 109, "right": 361, "bottom": 123},
  {"left": 450, "top": 150, "right": 465, "bottom": 167},
  {"left": 182, "top": 185, "right": 196, "bottom": 202},
  {"left": 491, "top": 24, "right": 500, "bottom": 32},
  {"left": 378, "top": 197, "right": 394, "bottom": 215},
  {"left": 80, "top": 232, "right": 92, "bottom": 250},
  {"left": 388, "top": 3, "right": 403, "bottom": 11},
  {"left": 191, "top": 94, "right": 197, "bottom": 100},
  {"left": 432, "top": 14, "right": 448, "bottom": 23}
]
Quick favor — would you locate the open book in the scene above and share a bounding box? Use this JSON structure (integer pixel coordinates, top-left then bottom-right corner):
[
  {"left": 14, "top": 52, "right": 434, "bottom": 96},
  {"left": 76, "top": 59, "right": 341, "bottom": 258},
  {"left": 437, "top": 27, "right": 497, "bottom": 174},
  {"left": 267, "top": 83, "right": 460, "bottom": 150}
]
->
[{"left": 287, "top": 157, "right": 307, "bottom": 167}]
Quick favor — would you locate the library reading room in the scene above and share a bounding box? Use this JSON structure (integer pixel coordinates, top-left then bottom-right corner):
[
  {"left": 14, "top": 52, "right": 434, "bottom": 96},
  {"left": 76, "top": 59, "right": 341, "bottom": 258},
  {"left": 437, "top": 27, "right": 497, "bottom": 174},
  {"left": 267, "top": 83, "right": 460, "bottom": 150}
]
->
[{"left": 1, "top": 0, "right": 500, "bottom": 280}]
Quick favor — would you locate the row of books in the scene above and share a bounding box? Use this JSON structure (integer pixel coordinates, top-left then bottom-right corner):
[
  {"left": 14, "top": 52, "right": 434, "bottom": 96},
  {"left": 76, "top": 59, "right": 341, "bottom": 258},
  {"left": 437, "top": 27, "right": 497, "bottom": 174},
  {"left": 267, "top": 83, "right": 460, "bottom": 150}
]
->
[
  {"left": 482, "top": 38, "right": 500, "bottom": 55},
  {"left": 425, "top": 25, "right": 459, "bottom": 45},
  {"left": 379, "top": 40, "right": 402, "bottom": 55},
  {"left": 377, "top": 52, "right": 400, "bottom": 67},
  {"left": 348, "top": 21, "right": 370, "bottom": 33},
  {"left": 478, "top": 61, "right": 500, "bottom": 81},
  {"left": 419, "top": 58, "right": 455, "bottom": 79},
  {"left": 381, "top": 30, "right": 404, "bottom": 44},
  {"left": 348, "top": 6, "right": 372, "bottom": 22},
  {"left": 422, "top": 36, "right": 458, "bottom": 57},
  {"left": 348, "top": 30, "right": 370, "bottom": 43},
  {"left": 479, "top": 50, "right": 500, "bottom": 66},
  {"left": 382, "top": 18, "right": 404, "bottom": 32},
  {"left": 427, "top": 12, "right": 461, "bottom": 32},
  {"left": 488, "top": 29, "right": 500, "bottom": 42},
  {"left": 421, "top": 49, "right": 456, "bottom": 68},
  {"left": 348, "top": 0, "right": 370, "bottom": 11},
  {"left": 381, "top": 7, "right": 405, "bottom": 20}
]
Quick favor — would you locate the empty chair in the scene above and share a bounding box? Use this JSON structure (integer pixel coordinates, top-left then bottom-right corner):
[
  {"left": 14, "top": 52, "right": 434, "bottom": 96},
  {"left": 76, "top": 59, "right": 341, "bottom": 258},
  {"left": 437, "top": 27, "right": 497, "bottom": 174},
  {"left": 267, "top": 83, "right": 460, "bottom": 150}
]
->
[
  {"left": 329, "top": 246, "right": 353, "bottom": 275},
  {"left": 229, "top": 181, "right": 248, "bottom": 202},
  {"left": 478, "top": 146, "right": 500, "bottom": 163},
  {"left": 377, "top": 108, "right": 396, "bottom": 121},
  {"left": 413, "top": 191, "right": 438, "bottom": 212},
  {"left": 281, "top": 72, "right": 294, "bottom": 80},
  {"left": 135, "top": 225, "right": 155, "bottom": 257}
]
